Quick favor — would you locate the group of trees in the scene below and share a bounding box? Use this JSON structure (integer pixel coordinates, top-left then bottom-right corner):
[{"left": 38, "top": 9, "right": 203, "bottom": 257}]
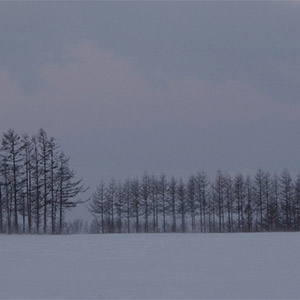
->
[
  {"left": 89, "top": 170, "right": 300, "bottom": 234},
  {"left": 0, "top": 129, "right": 85, "bottom": 234},
  {"left": 1, "top": 128, "right": 299, "bottom": 235}
]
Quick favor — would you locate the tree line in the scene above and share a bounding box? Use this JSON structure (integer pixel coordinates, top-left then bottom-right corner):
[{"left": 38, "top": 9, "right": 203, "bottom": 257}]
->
[
  {"left": 89, "top": 170, "right": 300, "bottom": 234},
  {"left": 0, "top": 129, "right": 85, "bottom": 234},
  {"left": 1, "top": 128, "right": 299, "bottom": 235}
]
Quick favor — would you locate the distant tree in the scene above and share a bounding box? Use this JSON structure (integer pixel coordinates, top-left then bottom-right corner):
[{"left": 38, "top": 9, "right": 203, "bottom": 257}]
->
[
  {"left": 213, "top": 170, "right": 225, "bottom": 232},
  {"left": 0, "top": 158, "right": 12, "bottom": 233},
  {"left": 0, "top": 129, "right": 84, "bottom": 235},
  {"left": 0, "top": 183, "right": 3, "bottom": 233},
  {"left": 207, "top": 184, "right": 215, "bottom": 233},
  {"left": 293, "top": 175, "right": 300, "bottom": 231},
  {"left": 141, "top": 173, "right": 150, "bottom": 233},
  {"left": 88, "top": 180, "right": 105, "bottom": 233},
  {"left": 187, "top": 175, "right": 196, "bottom": 232},
  {"left": 88, "top": 170, "right": 300, "bottom": 234},
  {"left": 1, "top": 129, "right": 23, "bottom": 233},
  {"left": 104, "top": 179, "right": 117, "bottom": 233},
  {"left": 224, "top": 173, "right": 234, "bottom": 232},
  {"left": 123, "top": 179, "right": 131, "bottom": 233},
  {"left": 234, "top": 173, "right": 245, "bottom": 232},
  {"left": 254, "top": 169, "right": 265, "bottom": 231},
  {"left": 38, "top": 129, "right": 51, "bottom": 234},
  {"left": 130, "top": 178, "right": 140, "bottom": 233},
  {"left": 269, "top": 174, "right": 280, "bottom": 231},
  {"left": 158, "top": 173, "right": 168, "bottom": 232},
  {"left": 0, "top": 182, "right": 3, "bottom": 233},
  {"left": 67, "top": 219, "right": 84, "bottom": 234},
  {"left": 48, "top": 137, "right": 59, "bottom": 234},
  {"left": 21, "top": 135, "right": 33, "bottom": 233},
  {"left": 31, "top": 136, "right": 42, "bottom": 233},
  {"left": 196, "top": 172, "right": 209, "bottom": 233},
  {"left": 280, "top": 169, "right": 294, "bottom": 230},
  {"left": 150, "top": 175, "right": 159, "bottom": 233},
  {"left": 262, "top": 172, "right": 272, "bottom": 231},
  {"left": 56, "top": 151, "right": 86, "bottom": 234},
  {"left": 177, "top": 179, "right": 187, "bottom": 233},
  {"left": 115, "top": 183, "right": 124, "bottom": 233},
  {"left": 168, "top": 176, "right": 177, "bottom": 233},
  {"left": 244, "top": 175, "right": 253, "bottom": 232},
  {"left": 90, "top": 218, "right": 102, "bottom": 234}
]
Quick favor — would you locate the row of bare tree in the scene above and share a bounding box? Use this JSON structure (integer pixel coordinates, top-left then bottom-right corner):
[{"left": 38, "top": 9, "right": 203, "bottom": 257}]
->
[
  {"left": 0, "top": 129, "right": 85, "bottom": 234},
  {"left": 89, "top": 170, "right": 300, "bottom": 233}
]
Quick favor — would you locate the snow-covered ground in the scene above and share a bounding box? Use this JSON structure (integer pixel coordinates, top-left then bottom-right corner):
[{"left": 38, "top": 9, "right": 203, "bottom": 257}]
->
[{"left": 0, "top": 233, "right": 299, "bottom": 299}]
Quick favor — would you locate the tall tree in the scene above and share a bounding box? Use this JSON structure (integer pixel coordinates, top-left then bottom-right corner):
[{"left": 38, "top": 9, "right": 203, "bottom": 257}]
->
[
  {"left": 130, "top": 178, "right": 140, "bottom": 233},
  {"left": 262, "top": 172, "right": 272, "bottom": 231},
  {"left": 224, "top": 173, "right": 234, "bottom": 232},
  {"left": 88, "top": 180, "right": 106, "bottom": 233},
  {"left": 123, "top": 178, "right": 131, "bottom": 233},
  {"left": 177, "top": 179, "right": 187, "bottom": 233},
  {"left": 244, "top": 175, "right": 253, "bottom": 232},
  {"left": 158, "top": 173, "right": 168, "bottom": 232},
  {"left": 254, "top": 169, "right": 265, "bottom": 231},
  {"left": 38, "top": 129, "right": 51, "bottom": 233},
  {"left": 196, "top": 172, "right": 209, "bottom": 233},
  {"left": 31, "top": 136, "right": 42, "bottom": 233},
  {"left": 1, "top": 129, "right": 23, "bottom": 233},
  {"left": 168, "top": 176, "right": 177, "bottom": 233},
  {"left": 105, "top": 179, "right": 116, "bottom": 233},
  {"left": 269, "top": 174, "right": 280, "bottom": 231},
  {"left": 21, "top": 135, "right": 33, "bottom": 233},
  {"left": 280, "top": 169, "right": 294, "bottom": 230},
  {"left": 293, "top": 175, "right": 300, "bottom": 231},
  {"left": 0, "top": 158, "right": 12, "bottom": 233},
  {"left": 213, "top": 170, "right": 225, "bottom": 232},
  {"left": 0, "top": 182, "right": 3, "bottom": 233},
  {"left": 150, "top": 175, "right": 159, "bottom": 233},
  {"left": 57, "top": 151, "right": 86, "bottom": 234},
  {"left": 115, "top": 183, "right": 124, "bottom": 233},
  {"left": 48, "top": 137, "right": 59, "bottom": 234},
  {"left": 141, "top": 173, "right": 150, "bottom": 233},
  {"left": 234, "top": 173, "right": 245, "bottom": 232},
  {"left": 187, "top": 175, "right": 196, "bottom": 232}
]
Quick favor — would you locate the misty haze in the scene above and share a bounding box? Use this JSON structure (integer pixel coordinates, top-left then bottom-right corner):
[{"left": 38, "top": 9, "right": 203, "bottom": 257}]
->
[{"left": 1, "top": 1, "right": 300, "bottom": 299}]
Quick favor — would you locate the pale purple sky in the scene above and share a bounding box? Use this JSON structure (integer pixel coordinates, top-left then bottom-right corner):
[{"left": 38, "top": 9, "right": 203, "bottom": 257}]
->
[{"left": 1, "top": 2, "right": 300, "bottom": 218}]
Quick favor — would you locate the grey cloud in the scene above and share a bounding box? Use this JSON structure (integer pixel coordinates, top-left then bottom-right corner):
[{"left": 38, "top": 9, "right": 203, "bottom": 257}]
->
[
  {"left": 1, "top": 2, "right": 300, "bottom": 102},
  {"left": 1, "top": 2, "right": 300, "bottom": 194},
  {"left": 1, "top": 40, "right": 300, "bottom": 191}
]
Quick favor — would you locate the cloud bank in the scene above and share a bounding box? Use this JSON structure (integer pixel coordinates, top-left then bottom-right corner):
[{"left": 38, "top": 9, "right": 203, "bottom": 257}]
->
[{"left": 1, "top": 40, "right": 300, "bottom": 185}]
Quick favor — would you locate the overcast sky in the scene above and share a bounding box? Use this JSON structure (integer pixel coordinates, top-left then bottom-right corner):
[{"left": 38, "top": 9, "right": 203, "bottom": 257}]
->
[{"left": 1, "top": 2, "right": 300, "bottom": 217}]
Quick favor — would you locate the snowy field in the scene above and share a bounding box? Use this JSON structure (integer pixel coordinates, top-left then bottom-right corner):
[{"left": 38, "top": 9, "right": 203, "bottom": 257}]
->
[{"left": 0, "top": 233, "right": 299, "bottom": 299}]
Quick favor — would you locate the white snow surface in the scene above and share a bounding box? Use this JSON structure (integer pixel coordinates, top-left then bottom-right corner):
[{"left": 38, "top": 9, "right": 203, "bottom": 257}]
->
[{"left": 0, "top": 232, "right": 299, "bottom": 299}]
